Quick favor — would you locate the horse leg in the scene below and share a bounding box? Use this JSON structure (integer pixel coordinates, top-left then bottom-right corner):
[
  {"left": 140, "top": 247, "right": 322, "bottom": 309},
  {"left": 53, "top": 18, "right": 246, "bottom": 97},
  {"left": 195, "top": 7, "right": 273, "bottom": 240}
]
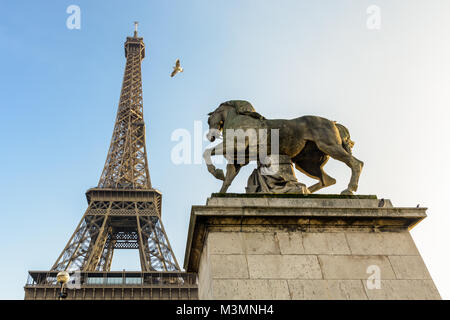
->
[
  {"left": 203, "top": 143, "right": 225, "bottom": 181},
  {"left": 308, "top": 171, "right": 336, "bottom": 193},
  {"left": 315, "top": 142, "right": 363, "bottom": 195},
  {"left": 219, "top": 163, "right": 245, "bottom": 193},
  {"left": 293, "top": 161, "right": 336, "bottom": 193},
  {"left": 219, "top": 141, "right": 251, "bottom": 193},
  {"left": 292, "top": 142, "right": 334, "bottom": 193}
]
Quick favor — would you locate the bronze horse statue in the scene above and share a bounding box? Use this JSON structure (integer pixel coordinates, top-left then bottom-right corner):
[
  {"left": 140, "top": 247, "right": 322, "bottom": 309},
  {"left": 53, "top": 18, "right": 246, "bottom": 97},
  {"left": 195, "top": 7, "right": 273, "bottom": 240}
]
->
[{"left": 203, "top": 100, "right": 363, "bottom": 195}]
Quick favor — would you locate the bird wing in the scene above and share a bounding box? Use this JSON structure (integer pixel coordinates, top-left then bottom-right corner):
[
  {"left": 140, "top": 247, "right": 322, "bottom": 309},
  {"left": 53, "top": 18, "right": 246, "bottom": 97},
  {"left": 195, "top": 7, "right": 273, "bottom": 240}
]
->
[
  {"left": 175, "top": 59, "right": 180, "bottom": 67},
  {"left": 171, "top": 69, "right": 177, "bottom": 77}
]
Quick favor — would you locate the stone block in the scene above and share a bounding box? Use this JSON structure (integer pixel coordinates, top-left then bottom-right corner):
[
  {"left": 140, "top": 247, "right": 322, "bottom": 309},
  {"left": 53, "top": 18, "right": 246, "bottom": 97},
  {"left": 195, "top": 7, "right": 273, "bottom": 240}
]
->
[
  {"left": 210, "top": 255, "right": 249, "bottom": 279},
  {"left": 198, "top": 242, "right": 212, "bottom": 300},
  {"left": 363, "top": 280, "right": 441, "bottom": 300},
  {"left": 206, "top": 196, "right": 392, "bottom": 208},
  {"left": 207, "top": 232, "right": 244, "bottom": 255},
  {"left": 247, "top": 255, "right": 322, "bottom": 279},
  {"left": 388, "top": 255, "right": 432, "bottom": 279},
  {"left": 212, "top": 279, "right": 290, "bottom": 300},
  {"left": 345, "top": 232, "right": 419, "bottom": 255},
  {"left": 276, "top": 232, "right": 305, "bottom": 254},
  {"left": 288, "top": 280, "right": 368, "bottom": 300},
  {"left": 242, "top": 232, "right": 280, "bottom": 254},
  {"left": 303, "top": 232, "right": 351, "bottom": 254},
  {"left": 319, "top": 255, "right": 396, "bottom": 279}
]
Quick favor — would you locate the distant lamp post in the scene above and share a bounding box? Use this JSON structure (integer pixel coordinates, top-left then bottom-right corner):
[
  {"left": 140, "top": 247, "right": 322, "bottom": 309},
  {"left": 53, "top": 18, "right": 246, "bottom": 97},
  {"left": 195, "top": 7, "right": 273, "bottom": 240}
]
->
[{"left": 56, "top": 271, "right": 70, "bottom": 300}]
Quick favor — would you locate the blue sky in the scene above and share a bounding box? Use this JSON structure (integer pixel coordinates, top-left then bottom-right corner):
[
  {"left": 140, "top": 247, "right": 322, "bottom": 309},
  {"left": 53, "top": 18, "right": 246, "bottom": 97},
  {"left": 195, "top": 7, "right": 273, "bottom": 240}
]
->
[{"left": 1, "top": 0, "right": 450, "bottom": 299}]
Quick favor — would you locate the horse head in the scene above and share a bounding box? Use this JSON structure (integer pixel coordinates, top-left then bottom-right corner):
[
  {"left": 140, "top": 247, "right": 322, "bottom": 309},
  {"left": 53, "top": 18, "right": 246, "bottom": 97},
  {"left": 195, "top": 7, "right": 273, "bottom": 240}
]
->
[
  {"left": 206, "top": 104, "right": 228, "bottom": 142},
  {"left": 206, "top": 100, "right": 264, "bottom": 142}
]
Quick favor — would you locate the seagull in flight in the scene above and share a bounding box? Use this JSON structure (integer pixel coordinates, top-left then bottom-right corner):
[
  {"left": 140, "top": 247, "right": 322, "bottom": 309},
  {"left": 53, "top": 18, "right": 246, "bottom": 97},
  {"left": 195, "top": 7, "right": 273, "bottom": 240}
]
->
[{"left": 171, "top": 59, "right": 183, "bottom": 77}]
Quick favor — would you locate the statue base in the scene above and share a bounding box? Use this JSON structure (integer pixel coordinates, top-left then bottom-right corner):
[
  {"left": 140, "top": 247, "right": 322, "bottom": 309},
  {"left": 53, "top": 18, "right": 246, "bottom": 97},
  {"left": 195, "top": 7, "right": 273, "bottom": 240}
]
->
[{"left": 184, "top": 194, "right": 440, "bottom": 300}]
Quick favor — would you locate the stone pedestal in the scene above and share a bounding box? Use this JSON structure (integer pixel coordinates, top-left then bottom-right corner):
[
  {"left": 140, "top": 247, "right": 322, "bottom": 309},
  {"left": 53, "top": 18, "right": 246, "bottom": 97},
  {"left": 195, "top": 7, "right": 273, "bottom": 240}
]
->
[{"left": 183, "top": 194, "right": 440, "bottom": 300}]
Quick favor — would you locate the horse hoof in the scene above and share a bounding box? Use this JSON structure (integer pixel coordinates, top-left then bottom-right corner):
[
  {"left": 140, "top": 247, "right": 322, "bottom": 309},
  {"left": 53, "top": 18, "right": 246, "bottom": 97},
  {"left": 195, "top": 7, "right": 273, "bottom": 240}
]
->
[
  {"left": 340, "top": 189, "right": 354, "bottom": 195},
  {"left": 214, "top": 169, "right": 225, "bottom": 181},
  {"left": 298, "top": 183, "right": 310, "bottom": 195}
]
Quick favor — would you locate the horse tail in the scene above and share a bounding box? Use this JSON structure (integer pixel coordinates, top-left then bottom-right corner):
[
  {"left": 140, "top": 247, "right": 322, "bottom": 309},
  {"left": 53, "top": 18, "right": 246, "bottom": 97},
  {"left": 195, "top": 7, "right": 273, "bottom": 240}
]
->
[{"left": 335, "top": 123, "right": 354, "bottom": 154}]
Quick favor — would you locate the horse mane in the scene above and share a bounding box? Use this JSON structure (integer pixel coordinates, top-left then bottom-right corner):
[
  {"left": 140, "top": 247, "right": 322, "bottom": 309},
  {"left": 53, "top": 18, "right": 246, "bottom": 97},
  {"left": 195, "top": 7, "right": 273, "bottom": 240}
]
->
[
  {"left": 210, "top": 100, "right": 266, "bottom": 120},
  {"left": 237, "top": 110, "right": 266, "bottom": 120}
]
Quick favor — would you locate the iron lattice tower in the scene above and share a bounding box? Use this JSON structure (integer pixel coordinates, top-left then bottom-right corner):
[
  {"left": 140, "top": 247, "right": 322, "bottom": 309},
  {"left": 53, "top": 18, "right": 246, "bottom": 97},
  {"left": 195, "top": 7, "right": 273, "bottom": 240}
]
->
[{"left": 51, "top": 25, "right": 180, "bottom": 272}]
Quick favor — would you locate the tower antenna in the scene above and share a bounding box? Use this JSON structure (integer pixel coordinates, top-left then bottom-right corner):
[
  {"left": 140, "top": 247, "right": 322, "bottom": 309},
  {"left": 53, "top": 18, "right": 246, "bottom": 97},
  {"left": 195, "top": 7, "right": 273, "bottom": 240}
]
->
[{"left": 134, "top": 21, "right": 139, "bottom": 37}]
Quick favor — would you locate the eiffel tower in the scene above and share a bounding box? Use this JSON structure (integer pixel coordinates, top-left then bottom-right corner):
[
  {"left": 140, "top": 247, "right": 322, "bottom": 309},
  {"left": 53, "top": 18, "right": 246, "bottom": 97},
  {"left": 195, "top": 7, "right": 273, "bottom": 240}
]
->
[{"left": 25, "top": 23, "right": 197, "bottom": 300}]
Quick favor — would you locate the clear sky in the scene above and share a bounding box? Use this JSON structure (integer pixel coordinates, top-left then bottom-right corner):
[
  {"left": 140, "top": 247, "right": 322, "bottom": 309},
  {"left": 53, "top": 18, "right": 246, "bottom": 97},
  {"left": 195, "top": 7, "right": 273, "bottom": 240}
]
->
[{"left": 1, "top": 0, "right": 449, "bottom": 299}]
